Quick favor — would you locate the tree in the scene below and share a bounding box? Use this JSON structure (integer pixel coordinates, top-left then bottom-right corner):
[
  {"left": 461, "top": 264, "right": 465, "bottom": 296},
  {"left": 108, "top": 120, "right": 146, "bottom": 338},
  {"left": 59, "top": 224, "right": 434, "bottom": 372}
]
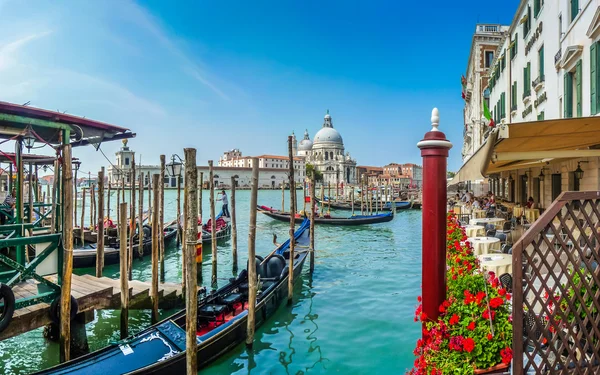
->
[
  {"left": 306, "top": 164, "right": 323, "bottom": 182},
  {"left": 447, "top": 171, "right": 456, "bottom": 179}
]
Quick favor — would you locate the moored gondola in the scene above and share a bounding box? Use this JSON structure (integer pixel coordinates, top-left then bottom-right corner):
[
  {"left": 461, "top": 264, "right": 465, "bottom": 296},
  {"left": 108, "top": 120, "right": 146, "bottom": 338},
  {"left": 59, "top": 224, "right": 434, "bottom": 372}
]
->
[
  {"left": 34, "top": 219, "right": 311, "bottom": 375},
  {"left": 315, "top": 197, "right": 412, "bottom": 211},
  {"left": 257, "top": 205, "right": 394, "bottom": 225}
]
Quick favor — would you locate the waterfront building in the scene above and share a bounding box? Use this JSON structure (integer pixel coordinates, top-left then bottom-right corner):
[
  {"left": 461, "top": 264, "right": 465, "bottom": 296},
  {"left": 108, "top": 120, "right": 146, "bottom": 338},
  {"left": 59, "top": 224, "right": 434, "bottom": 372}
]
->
[
  {"left": 216, "top": 150, "right": 305, "bottom": 180},
  {"left": 452, "top": 2, "right": 600, "bottom": 209}
]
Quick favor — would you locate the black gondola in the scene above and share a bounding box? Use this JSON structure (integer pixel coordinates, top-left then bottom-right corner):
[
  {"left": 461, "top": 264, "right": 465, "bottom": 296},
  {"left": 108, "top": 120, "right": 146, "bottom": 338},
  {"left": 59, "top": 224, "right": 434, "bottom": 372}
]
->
[
  {"left": 315, "top": 197, "right": 412, "bottom": 211},
  {"left": 35, "top": 219, "right": 311, "bottom": 375},
  {"left": 257, "top": 205, "right": 394, "bottom": 225}
]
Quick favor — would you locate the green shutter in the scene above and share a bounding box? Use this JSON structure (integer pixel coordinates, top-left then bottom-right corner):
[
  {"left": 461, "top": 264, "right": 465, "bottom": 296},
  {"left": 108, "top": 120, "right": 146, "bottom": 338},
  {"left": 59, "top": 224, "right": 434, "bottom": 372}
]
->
[
  {"left": 539, "top": 46, "right": 544, "bottom": 80},
  {"left": 576, "top": 60, "right": 582, "bottom": 117},
  {"left": 565, "top": 72, "right": 573, "bottom": 118},
  {"left": 503, "top": 92, "right": 506, "bottom": 118},
  {"left": 534, "top": 0, "right": 540, "bottom": 17},
  {"left": 523, "top": 66, "right": 527, "bottom": 98},
  {"left": 571, "top": 0, "right": 579, "bottom": 22},
  {"left": 592, "top": 43, "right": 597, "bottom": 115},
  {"left": 515, "top": 81, "right": 518, "bottom": 106},
  {"left": 528, "top": 62, "right": 531, "bottom": 95}
]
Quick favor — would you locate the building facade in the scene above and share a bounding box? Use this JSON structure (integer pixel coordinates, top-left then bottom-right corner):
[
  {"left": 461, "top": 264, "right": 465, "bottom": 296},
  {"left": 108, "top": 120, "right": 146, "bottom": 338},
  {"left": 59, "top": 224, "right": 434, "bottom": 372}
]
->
[
  {"left": 216, "top": 150, "right": 305, "bottom": 180},
  {"left": 462, "top": 24, "right": 509, "bottom": 161},
  {"left": 299, "top": 111, "right": 358, "bottom": 185}
]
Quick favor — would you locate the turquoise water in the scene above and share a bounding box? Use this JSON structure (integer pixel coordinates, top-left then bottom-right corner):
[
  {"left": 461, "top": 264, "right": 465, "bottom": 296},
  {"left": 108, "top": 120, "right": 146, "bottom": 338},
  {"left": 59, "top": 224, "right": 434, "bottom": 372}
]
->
[{"left": 0, "top": 189, "right": 422, "bottom": 374}]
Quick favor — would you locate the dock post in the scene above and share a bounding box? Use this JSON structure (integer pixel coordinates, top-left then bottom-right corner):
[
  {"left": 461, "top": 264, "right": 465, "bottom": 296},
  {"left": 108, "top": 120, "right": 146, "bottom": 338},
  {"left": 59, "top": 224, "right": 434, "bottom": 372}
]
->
[
  {"left": 148, "top": 171, "right": 152, "bottom": 223},
  {"left": 417, "top": 108, "right": 452, "bottom": 328},
  {"left": 159, "top": 156, "right": 165, "bottom": 283},
  {"left": 119, "top": 202, "right": 129, "bottom": 338},
  {"left": 320, "top": 184, "right": 324, "bottom": 217},
  {"left": 90, "top": 182, "right": 95, "bottom": 233},
  {"left": 138, "top": 171, "right": 144, "bottom": 257},
  {"left": 151, "top": 174, "right": 160, "bottom": 324},
  {"left": 107, "top": 181, "right": 111, "bottom": 221},
  {"left": 231, "top": 176, "right": 238, "bottom": 271},
  {"left": 80, "top": 188, "right": 86, "bottom": 247},
  {"left": 51, "top": 160, "right": 58, "bottom": 233},
  {"left": 60, "top": 143, "right": 74, "bottom": 362},
  {"left": 73, "top": 165, "right": 78, "bottom": 228},
  {"left": 96, "top": 168, "right": 105, "bottom": 278},
  {"left": 287, "top": 136, "right": 296, "bottom": 305},
  {"left": 209, "top": 160, "right": 217, "bottom": 286},
  {"left": 327, "top": 182, "right": 331, "bottom": 214},
  {"left": 183, "top": 148, "right": 198, "bottom": 375},
  {"left": 182, "top": 182, "right": 188, "bottom": 291},
  {"left": 128, "top": 157, "right": 136, "bottom": 280},
  {"left": 303, "top": 179, "right": 307, "bottom": 214},
  {"left": 309, "top": 177, "right": 316, "bottom": 274},
  {"left": 281, "top": 180, "right": 285, "bottom": 212},
  {"left": 116, "top": 182, "right": 120, "bottom": 228},
  {"left": 375, "top": 183, "right": 379, "bottom": 215},
  {"left": 176, "top": 164, "right": 182, "bottom": 247},
  {"left": 351, "top": 187, "right": 355, "bottom": 216},
  {"left": 199, "top": 172, "right": 203, "bottom": 219},
  {"left": 246, "top": 158, "right": 259, "bottom": 348}
]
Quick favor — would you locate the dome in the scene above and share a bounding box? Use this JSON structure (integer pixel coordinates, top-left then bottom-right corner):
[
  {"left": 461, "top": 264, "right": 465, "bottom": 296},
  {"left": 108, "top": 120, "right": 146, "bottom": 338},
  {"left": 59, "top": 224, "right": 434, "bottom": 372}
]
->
[
  {"left": 298, "top": 129, "right": 313, "bottom": 151},
  {"left": 314, "top": 127, "right": 343, "bottom": 145}
]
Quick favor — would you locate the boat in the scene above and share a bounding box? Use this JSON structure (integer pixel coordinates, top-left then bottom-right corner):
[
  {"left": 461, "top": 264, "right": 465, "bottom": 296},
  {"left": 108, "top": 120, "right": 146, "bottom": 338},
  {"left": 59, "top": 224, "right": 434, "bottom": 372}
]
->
[
  {"left": 35, "top": 219, "right": 311, "bottom": 374},
  {"left": 315, "top": 197, "right": 411, "bottom": 211},
  {"left": 257, "top": 205, "right": 394, "bottom": 225}
]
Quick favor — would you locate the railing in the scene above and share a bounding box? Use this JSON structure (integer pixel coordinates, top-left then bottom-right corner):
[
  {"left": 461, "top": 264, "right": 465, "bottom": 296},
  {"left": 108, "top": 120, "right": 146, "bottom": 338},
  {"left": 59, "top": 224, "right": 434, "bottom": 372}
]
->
[
  {"left": 512, "top": 191, "right": 600, "bottom": 374},
  {"left": 523, "top": 91, "right": 531, "bottom": 100},
  {"left": 555, "top": 49, "right": 562, "bottom": 65},
  {"left": 511, "top": 104, "right": 518, "bottom": 112},
  {"left": 532, "top": 75, "right": 545, "bottom": 88}
]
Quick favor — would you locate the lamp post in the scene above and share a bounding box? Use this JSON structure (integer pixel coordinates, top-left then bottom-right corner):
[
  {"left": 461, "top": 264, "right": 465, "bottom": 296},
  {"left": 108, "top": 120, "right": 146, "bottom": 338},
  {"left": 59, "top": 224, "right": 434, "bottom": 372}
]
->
[
  {"left": 167, "top": 154, "right": 184, "bottom": 246},
  {"left": 417, "top": 108, "right": 452, "bottom": 332},
  {"left": 574, "top": 162, "right": 584, "bottom": 180},
  {"left": 22, "top": 126, "right": 36, "bottom": 153}
]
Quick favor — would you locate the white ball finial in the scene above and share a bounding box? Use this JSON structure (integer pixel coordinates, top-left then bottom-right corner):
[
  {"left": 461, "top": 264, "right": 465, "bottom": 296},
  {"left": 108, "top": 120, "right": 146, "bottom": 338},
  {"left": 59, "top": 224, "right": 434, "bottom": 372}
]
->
[{"left": 431, "top": 108, "right": 440, "bottom": 132}]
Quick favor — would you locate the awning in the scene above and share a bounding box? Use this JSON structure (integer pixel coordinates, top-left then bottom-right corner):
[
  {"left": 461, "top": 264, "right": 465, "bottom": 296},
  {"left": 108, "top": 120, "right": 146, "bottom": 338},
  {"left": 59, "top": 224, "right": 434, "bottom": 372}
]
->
[
  {"left": 448, "top": 129, "right": 498, "bottom": 185},
  {"left": 450, "top": 116, "right": 600, "bottom": 184}
]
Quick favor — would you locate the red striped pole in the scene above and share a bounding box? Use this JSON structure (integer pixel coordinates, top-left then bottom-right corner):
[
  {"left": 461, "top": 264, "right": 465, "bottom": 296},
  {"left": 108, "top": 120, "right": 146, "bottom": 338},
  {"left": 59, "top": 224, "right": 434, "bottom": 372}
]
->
[{"left": 417, "top": 108, "right": 452, "bottom": 329}]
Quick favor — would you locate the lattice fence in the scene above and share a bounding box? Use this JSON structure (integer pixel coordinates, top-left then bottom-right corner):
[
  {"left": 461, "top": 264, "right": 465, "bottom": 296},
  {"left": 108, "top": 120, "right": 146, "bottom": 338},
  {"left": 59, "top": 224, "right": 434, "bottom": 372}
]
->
[{"left": 513, "top": 192, "right": 600, "bottom": 374}]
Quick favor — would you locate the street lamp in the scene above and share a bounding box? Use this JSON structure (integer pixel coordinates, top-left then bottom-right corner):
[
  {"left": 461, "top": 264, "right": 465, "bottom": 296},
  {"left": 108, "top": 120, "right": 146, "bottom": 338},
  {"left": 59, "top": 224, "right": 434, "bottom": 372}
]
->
[
  {"left": 167, "top": 154, "right": 183, "bottom": 177},
  {"left": 22, "top": 126, "right": 36, "bottom": 152},
  {"left": 72, "top": 160, "right": 81, "bottom": 172},
  {"left": 574, "top": 162, "right": 584, "bottom": 180}
]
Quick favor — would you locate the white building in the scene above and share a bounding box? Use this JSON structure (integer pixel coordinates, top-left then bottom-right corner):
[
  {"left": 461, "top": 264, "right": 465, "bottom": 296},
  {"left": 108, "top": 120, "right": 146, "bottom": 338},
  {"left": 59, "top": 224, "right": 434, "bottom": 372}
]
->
[
  {"left": 216, "top": 150, "right": 305, "bottom": 181},
  {"left": 299, "top": 111, "right": 358, "bottom": 185},
  {"left": 462, "top": 24, "right": 509, "bottom": 161},
  {"left": 218, "top": 149, "right": 242, "bottom": 166}
]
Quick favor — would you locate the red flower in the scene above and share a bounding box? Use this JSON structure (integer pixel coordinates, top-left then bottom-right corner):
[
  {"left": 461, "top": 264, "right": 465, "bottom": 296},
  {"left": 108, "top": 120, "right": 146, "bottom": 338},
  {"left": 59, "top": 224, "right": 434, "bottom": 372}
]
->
[
  {"left": 417, "top": 295, "right": 422, "bottom": 302},
  {"left": 449, "top": 314, "right": 460, "bottom": 325},
  {"left": 482, "top": 309, "right": 496, "bottom": 320},
  {"left": 467, "top": 321, "right": 476, "bottom": 330},
  {"left": 500, "top": 347, "right": 513, "bottom": 364},
  {"left": 475, "top": 291, "right": 486, "bottom": 304},
  {"left": 487, "top": 333, "right": 493, "bottom": 340},
  {"left": 490, "top": 297, "right": 504, "bottom": 309},
  {"left": 498, "top": 288, "right": 506, "bottom": 296},
  {"left": 463, "top": 337, "right": 475, "bottom": 353},
  {"left": 506, "top": 293, "right": 512, "bottom": 301},
  {"left": 420, "top": 312, "right": 428, "bottom": 322}
]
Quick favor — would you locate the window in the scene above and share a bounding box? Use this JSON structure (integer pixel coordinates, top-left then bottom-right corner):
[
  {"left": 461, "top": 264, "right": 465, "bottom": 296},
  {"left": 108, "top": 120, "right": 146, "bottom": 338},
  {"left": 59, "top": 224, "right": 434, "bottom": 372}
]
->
[
  {"left": 564, "top": 61, "right": 582, "bottom": 118},
  {"left": 534, "top": 0, "right": 541, "bottom": 18},
  {"left": 520, "top": 175, "right": 528, "bottom": 205},
  {"left": 125, "top": 157, "right": 130, "bottom": 166},
  {"left": 510, "top": 34, "right": 518, "bottom": 60},
  {"left": 501, "top": 54, "right": 506, "bottom": 71},
  {"left": 570, "top": 0, "right": 579, "bottom": 22},
  {"left": 591, "top": 42, "right": 600, "bottom": 114},
  {"left": 511, "top": 81, "right": 518, "bottom": 109},
  {"left": 171, "top": 177, "right": 176, "bottom": 188},
  {"left": 523, "top": 6, "right": 532, "bottom": 36},
  {"left": 551, "top": 174, "right": 562, "bottom": 201},
  {"left": 538, "top": 46, "right": 544, "bottom": 81},
  {"left": 523, "top": 62, "right": 531, "bottom": 97},
  {"left": 485, "top": 51, "right": 494, "bottom": 68},
  {"left": 537, "top": 111, "right": 545, "bottom": 120}
]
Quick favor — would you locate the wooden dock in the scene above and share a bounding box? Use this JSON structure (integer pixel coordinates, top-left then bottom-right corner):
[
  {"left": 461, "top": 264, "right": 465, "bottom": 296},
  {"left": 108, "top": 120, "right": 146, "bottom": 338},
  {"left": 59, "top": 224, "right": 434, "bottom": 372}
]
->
[{"left": 0, "top": 274, "right": 186, "bottom": 341}]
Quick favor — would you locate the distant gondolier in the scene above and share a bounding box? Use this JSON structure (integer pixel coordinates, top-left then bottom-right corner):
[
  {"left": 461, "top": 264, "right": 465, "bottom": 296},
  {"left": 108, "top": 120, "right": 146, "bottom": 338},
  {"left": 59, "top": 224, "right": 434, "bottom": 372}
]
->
[{"left": 217, "top": 189, "right": 230, "bottom": 218}]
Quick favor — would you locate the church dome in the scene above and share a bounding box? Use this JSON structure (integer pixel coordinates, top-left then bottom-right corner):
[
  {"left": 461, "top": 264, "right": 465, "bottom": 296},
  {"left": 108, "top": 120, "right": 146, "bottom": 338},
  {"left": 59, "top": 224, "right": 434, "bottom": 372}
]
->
[
  {"left": 298, "top": 129, "right": 313, "bottom": 151},
  {"left": 313, "top": 110, "right": 343, "bottom": 146}
]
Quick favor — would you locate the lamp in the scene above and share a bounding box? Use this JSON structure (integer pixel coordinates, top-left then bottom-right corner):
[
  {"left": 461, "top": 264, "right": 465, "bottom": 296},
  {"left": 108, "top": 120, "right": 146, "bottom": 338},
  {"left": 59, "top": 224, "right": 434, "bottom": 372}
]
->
[
  {"left": 508, "top": 174, "right": 513, "bottom": 181},
  {"left": 22, "top": 126, "right": 36, "bottom": 152},
  {"left": 574, "top": 162, "right": 584, "bottom": 180},
  {"left": 538, "top": 168, "right": 545, "bottom": 178},
  {"left": 167, "top": 154, "right": 183, "bottom": 177},
  {"left": 72, "top": 160, "right": 81, "bottom": 172},
  {"left": 525, "top": 170, "right": 531, "bottom": 178},
  {"left": 42, "top": 165, "right": 48, "bottom": 173}
]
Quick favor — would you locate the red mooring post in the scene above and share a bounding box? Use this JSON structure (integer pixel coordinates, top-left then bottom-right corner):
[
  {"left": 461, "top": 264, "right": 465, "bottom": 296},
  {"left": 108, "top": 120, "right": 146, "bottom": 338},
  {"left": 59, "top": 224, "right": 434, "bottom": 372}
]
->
[{"left": 416, "top": 108, "right": 452, "bottom": 331}]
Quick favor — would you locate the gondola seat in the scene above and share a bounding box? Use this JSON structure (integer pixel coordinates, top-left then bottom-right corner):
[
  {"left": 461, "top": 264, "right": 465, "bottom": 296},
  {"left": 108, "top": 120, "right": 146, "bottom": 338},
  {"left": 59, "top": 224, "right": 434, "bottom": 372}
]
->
[
  {"left": 220, "top": 293, "right": 244, "bottom": 315},
  {"left": 198, "top": 304, "right": 227, "bottom": 322}
]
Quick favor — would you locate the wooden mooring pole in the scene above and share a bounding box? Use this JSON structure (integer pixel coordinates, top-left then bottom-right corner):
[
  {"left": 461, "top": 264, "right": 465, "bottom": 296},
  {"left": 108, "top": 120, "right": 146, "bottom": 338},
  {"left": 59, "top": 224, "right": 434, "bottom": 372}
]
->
[
  {"left": 60, "top": 144, "right": 74, "bottom": 362},
  {"left": 151, "top": 174, "right": 160, "bottom": 324},
  {"left": 159, "top": 155, "right": 165, "bottom": 283},
  {"left": 182, "top": 183, "right": 188, "bottom": 291},
  {"left": 281, "top": 181, "right": 285, "bottom": 212},
  {"left": 116, "top": 182, "right": 120, "bottom": 228},
  {"left": 199, "top": 172, "right": 203, "bottom": 219},
  {"left": 246, "top": 158, "right": 259, "bottom": 348},
  {"left": 80, "top": 188, "right": 86, "bottom": 247},
  {"left": 287, "top": 136, "right": 296, "bottom": 305},
  {"left": 90, "top": 184, "right": 95, "bottom": 234},
  {"left": 96, "top": 168, "right": 105, "bottom": 278},
  {"left": 209, "top": 160, "right": 217, "bottom": 286},
  {"left": 176, "top": 165, "right": 182, "bottom": 247},
  {"left": 351, "top": 187, "right": 355, "bottom": 216},
  {"left": 128, "top": 157, "right": 136, "bottom": 280},
  {"left": 184, "top": 148, "right": 198, "bottom": 374},
  {"left": 320, "top": 184, "right": 324, "bottom": 217},
  {"left": 107, "top": 181, "right": 111, "bottom": 221},
  {"left": 119, "top": 202, "right": 129, "bottom": 339},
  {"left": 231, "top": 176, "right": 238, "bottom": 271},
  {"left": 138, "top": 171, "right": 144, "bottom": 257},
  {"left": 309, "top": 177, "right": 316, "bottom": 274},
  {"left": 51, "top": 160, "right": 58, "bottom": 233}
]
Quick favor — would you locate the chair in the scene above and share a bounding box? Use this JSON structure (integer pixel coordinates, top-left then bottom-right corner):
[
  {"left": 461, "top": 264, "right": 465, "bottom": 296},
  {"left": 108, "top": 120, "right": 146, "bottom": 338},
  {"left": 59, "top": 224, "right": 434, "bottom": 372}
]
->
[
  {"left": 501, "top": 221, "right": 514, "bottom": 244},
  {"left": 499, "top": 273, "right": 512, "bottom": 292},
  {"left": 486, "top": 229, "right": 496, "bottom": 237},
  {"left": 501, "top": 244, "right": 512, "bottom": 254},
  {"left": 486, "top": 210, "right": 496, "bottom": 218}
]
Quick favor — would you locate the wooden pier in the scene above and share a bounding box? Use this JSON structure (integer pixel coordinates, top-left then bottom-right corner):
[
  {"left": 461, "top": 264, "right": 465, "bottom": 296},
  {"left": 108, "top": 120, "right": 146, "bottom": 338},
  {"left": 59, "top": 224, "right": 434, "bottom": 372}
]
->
[{"left": 0, "top": 274, "right": 188, "bottom": 341}]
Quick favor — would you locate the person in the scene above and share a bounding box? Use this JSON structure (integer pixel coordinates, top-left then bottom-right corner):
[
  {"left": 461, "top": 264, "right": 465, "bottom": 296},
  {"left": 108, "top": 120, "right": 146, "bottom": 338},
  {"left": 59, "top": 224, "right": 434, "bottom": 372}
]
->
[
  {"left": 462, "top": 191, "right": 473, "bottom": 202},
  {"left": 489, "top": 192, "right": 496, "bottom": 206},
  {"left": 472, "top": 199, "right": 481, "bottom": 209},
  {"left": 217, "top": 189, "right": 230, "bottom": 218},
  {"left": 1, "top": 188, "right": 16, "bottom": 225},
  {"left": 526, "top": 197, "right": 536, "bottom": 209}
]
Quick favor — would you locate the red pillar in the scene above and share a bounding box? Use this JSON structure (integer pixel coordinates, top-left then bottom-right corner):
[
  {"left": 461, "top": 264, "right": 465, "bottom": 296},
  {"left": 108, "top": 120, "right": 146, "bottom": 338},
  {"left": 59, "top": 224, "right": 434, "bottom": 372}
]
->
[{"left": 417, "top": 108, "right": 452, "bottom": 328}]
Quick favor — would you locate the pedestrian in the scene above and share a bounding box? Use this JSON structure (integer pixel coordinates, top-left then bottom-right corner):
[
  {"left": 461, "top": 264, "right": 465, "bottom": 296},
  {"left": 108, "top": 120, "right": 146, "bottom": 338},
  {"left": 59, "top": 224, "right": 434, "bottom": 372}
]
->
[
  {"left": 1, "top": 188, "right": 16, "bottom": 225},
  {"left": 217, "top": 189, "right": 230, "bottom": 217}
]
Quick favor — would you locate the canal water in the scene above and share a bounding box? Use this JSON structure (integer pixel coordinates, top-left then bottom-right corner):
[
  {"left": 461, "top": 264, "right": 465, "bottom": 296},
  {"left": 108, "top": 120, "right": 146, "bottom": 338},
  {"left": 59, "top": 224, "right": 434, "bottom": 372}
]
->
[{"left": 0, "top": 189, "right": 422, "bottom": 374}]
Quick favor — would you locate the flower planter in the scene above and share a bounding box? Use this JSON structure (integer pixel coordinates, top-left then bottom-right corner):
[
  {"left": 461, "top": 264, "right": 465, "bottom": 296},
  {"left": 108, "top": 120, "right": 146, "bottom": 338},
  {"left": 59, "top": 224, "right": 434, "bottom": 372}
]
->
[{"left": 474, "top": 362, "right": 509, "bottom": 374}]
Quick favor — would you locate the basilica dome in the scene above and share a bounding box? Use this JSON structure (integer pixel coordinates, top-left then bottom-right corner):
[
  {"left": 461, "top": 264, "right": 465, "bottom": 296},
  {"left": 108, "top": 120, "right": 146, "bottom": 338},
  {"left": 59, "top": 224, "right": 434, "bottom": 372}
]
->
[
  {"left": 313, "top": 110, "right": 343, "bottom": 146},
  {"left": 298, "top": 129, "right": 313, "bottom": 151}
]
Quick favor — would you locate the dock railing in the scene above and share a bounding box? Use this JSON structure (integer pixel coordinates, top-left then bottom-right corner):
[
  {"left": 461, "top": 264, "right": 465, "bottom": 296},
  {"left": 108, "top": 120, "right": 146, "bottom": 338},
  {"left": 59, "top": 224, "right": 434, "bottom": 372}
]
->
[{"left": 512, "top": 191, "right": 600, "bottom": 374}]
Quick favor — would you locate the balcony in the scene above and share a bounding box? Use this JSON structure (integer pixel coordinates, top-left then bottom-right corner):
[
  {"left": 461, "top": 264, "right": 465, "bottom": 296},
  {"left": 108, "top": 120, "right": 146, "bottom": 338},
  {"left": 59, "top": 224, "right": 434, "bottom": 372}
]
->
[
  {"left": 533, "top": 75, "right": 545, "bottom": 91},
  {"left": 554, "top": 49, "right": 562, "bottom": 68},
  {"left": 522, "top": 91, "right": 532, "bottom": 103},
  {"left": 511, "top": 104, "right": 518, "bottom": 116}
]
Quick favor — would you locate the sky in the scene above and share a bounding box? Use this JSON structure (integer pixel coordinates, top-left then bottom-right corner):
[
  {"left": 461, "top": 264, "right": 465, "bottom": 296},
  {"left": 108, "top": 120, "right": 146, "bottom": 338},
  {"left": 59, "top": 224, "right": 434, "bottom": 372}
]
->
[{"left": 0, "top": 0, "right": 520, "bottom": 176}]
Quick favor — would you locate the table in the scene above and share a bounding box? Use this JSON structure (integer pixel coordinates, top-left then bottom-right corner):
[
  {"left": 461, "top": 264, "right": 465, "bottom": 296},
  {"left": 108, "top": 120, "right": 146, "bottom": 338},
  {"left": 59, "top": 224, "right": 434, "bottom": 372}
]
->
[
  {"left": 463, "top": 225, "right": 485, "bottom": 238},
  {"left": 513, "top": 206, "right": 524, "bottom": 217},
  {"left": 525, "top": 209, "right": 540, "bottom": 223},
  {"left": 453, "top": 206, "right": 461, "bottom": 214},
  {"left": 470, "top": 217, "right": 505, "bottom": 229},
  {"left": 472, "top": 209, "right": 487, "bottom": 219},
  {"left": 467, "top": 236, "right": 501, "bottom": 255},
  {"left": 478, "top": 254, "right": 513, "bottom": 276}
]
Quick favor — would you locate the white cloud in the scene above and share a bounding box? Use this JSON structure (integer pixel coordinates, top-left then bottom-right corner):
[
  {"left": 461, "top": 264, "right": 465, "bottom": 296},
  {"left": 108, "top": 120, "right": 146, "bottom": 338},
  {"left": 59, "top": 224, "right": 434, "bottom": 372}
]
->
[{"left": 0, "top": 31, "right": 52, "bottom": 72}]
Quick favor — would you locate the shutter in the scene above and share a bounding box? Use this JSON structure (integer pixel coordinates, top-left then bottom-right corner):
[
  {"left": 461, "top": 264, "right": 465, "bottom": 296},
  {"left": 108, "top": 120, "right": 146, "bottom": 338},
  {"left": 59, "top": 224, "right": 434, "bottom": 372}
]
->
[
  {"left": 592, "top": 43, "right": 597, "bottom": 115},
  {"left": 564, "top": 72, "right": 573, "bottom": 118},
  {"left": 527, "top": 62, "right": 531, "bottom": 95},
  {"left": 524, "top": 66, "right": 527, "bottom": 97},
  {"left": 539, "top": 46, "right": 544, "bottom": 79},
  {"left": 564, "top": 73, "right": 569, "bottom": 118},
  {"left": 576, "top": 60, "right": 582, "bottom": 117}
]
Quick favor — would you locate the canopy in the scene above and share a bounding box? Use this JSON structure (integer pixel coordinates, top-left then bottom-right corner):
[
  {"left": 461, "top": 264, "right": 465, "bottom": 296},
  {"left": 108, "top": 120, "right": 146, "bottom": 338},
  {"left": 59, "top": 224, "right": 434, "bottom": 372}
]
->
[{"left": 449, "top": 116, "right": 600, "bottom": 185}]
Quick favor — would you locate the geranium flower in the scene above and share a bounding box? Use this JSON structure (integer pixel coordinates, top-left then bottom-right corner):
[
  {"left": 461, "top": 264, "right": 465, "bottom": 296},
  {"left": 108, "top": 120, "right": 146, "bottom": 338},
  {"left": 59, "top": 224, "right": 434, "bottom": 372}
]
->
[
  {"left": 500, "top": 347, "right": 513, "bottom": 364},
  {"left": 449, "top": 314, "right": 460, "bottom": 325},
  {"left": 487, "top": 333, "right": 493, "bottom": 340},
  {"left": 463, "top": 337, "right": 475, "bottom": 353},
  {"left": 489, "top": 297, "right": 504, "bottom": 309},
  {"left": 467, "top": 321, "right": 476, "bottom": 330}
]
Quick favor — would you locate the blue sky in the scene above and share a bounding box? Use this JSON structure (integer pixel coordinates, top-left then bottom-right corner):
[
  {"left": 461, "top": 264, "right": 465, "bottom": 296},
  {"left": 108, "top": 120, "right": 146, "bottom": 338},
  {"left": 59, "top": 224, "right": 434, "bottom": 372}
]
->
[{"left": 0, "top": 0, "right": 520, "bottom": 175}]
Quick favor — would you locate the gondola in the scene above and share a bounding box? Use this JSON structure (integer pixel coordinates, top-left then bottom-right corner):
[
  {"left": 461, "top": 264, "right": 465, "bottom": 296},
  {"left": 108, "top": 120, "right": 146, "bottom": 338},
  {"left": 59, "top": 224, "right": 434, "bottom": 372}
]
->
[
  {"left": 35, "top": 219, "right": 311, "bottom": 375},
  {"left": 257, "top": 205, "right": 394, "bottom": 225},
  {"left": 315, "top": 198, "right": 411, "bottom": 211}
]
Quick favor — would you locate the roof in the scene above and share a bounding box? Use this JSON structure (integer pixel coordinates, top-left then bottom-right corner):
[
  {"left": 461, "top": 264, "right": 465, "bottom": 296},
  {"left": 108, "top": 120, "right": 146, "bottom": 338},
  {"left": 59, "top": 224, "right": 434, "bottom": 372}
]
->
[
  {"left": 255, "top": 155, "right": 303, "bottom": 161},
  {"left": 0, "top": 101, "right": 135, "bottom": 147},
  {"left": 0, "top": 152, "right": 60, "bottom": 166},
  {"left": 357, "top": 166, "right": 383, "bottom": 171}
]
